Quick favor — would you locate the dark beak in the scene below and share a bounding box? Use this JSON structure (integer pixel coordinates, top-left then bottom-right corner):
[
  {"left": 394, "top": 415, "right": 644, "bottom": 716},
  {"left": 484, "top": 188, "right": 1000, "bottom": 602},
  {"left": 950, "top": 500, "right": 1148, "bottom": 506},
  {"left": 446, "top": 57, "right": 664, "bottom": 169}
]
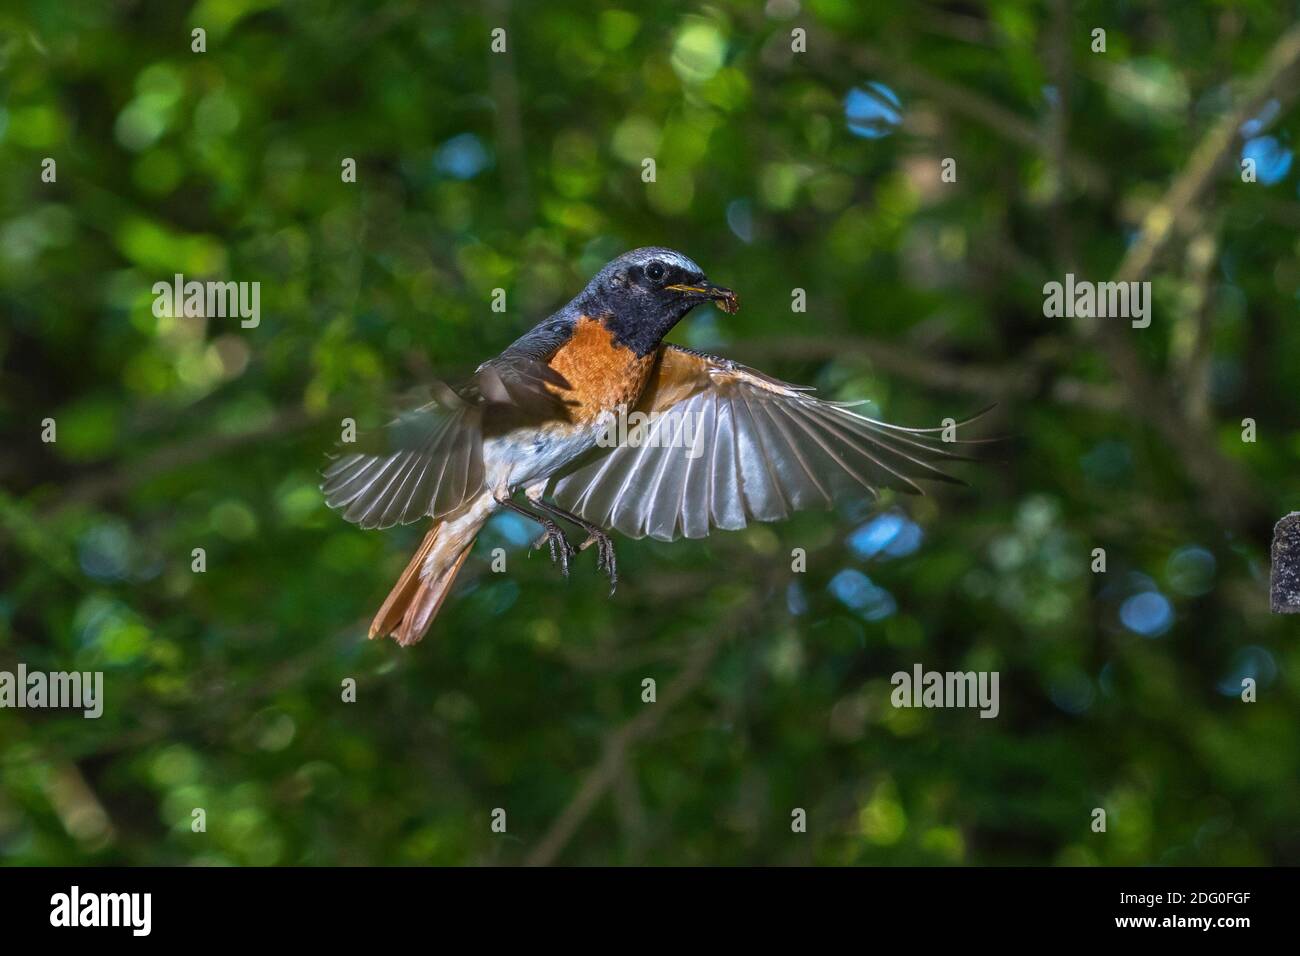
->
[{"left": 666, "top": 280, "right": 740, "bottom": 314}]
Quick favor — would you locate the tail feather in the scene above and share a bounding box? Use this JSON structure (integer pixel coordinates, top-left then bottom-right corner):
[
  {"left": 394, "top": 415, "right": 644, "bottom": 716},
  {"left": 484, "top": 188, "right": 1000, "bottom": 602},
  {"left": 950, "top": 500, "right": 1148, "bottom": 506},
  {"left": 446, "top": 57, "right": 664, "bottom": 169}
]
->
[
  {"left": 369, "top": 527, "right": 442, "bottom": 640},
  {"left": 369, "top": 513, "right": 482, "bottom": 647},
  {"left": 394, "top": 543, "right": 473, "bottom": 646}
]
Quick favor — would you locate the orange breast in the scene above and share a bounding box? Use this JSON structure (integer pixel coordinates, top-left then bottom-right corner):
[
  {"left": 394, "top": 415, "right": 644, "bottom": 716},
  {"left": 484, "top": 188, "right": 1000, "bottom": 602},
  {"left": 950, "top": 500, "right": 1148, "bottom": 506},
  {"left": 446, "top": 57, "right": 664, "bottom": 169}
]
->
[{"left": 547, "top": 317, "right": 655, "bottom": 423}]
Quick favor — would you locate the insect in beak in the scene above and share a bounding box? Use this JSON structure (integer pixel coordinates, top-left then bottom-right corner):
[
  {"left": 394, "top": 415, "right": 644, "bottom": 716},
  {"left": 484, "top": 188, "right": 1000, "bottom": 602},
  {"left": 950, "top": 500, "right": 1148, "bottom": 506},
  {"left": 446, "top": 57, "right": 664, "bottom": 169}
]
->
[{"left": 666, "top": 281, "right": 740, "bottom": 314}]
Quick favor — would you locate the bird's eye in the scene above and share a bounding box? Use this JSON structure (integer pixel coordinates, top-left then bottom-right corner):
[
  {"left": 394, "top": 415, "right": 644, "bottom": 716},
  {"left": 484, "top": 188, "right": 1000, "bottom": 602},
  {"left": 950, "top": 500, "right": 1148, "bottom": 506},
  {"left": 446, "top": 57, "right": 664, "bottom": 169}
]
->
[{"left": 644, "top": 261, "right": 665, "bottom": 282}]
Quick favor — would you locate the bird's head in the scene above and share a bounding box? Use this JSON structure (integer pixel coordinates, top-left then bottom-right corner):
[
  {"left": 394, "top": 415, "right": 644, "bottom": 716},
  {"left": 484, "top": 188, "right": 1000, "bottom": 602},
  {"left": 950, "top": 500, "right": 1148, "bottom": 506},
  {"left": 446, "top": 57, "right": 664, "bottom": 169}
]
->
[{"left": 575, "top": 247, "right": 738, "bottom": 356}]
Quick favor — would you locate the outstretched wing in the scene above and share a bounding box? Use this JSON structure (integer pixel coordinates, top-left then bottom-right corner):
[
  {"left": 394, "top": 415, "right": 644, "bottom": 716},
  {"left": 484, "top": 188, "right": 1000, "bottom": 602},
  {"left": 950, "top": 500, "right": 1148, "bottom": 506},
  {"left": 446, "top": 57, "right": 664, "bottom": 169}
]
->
[
  {"left": 547, "top": 345, "right": 986, "bottom": 541},
  {"left": 321, "top": 357, "right": 571, "bottom": 530},
  {"left": 321, "top": 382, "right": 485, "bottom": 530}
]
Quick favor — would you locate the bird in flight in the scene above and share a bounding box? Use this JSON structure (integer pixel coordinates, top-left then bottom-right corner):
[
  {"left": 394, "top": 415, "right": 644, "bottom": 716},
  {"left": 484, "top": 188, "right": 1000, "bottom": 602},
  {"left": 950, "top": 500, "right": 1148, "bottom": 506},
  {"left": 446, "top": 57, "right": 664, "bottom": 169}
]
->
[{"left": 322, "top": 247, "right": 982, "bottom": 646}]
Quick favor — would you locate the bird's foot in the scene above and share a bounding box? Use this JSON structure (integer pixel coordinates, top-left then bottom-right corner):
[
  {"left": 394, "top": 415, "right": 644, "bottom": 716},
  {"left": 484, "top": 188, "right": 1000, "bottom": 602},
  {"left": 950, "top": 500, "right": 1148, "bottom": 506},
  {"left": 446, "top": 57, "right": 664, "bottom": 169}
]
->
[
  {"left": 531, "top": 519, "right": 575, "bottom": 577},
  {"left": 578, "top": 529, "right": 618, "bottom": 596}
]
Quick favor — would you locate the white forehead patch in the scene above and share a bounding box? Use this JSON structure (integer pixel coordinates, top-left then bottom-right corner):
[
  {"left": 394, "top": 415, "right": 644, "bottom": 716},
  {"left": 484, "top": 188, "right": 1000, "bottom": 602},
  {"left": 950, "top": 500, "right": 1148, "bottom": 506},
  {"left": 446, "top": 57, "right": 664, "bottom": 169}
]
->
[
  {"left": 656, "top": 250, "right": 703, "bottom": 274},
  {"left": 601, "top": 247, "right": 707, "bottom": 283}
]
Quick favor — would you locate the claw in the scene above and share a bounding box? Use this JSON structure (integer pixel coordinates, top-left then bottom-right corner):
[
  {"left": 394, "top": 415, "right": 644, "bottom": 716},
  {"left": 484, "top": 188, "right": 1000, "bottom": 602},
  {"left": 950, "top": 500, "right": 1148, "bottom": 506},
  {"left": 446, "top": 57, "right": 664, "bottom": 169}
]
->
[
  {"left": 578, "top": 531, "right": 618, "bottom": 596},
  {"left": 532, "top": 519, "right": 574, "bottom": 578}
]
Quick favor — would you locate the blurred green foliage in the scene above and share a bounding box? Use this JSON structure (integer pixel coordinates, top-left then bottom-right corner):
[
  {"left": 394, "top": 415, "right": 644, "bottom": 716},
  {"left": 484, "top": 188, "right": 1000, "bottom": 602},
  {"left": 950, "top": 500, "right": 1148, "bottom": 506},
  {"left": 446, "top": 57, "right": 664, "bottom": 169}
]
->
[{"left": 1, "top": 0, "right": 1298, "bottom": 865}]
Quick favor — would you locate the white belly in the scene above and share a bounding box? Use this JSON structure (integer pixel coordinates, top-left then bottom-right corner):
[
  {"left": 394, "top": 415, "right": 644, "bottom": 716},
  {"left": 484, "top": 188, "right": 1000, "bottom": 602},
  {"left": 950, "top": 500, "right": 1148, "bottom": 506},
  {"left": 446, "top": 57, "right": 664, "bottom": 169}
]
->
[{"left": 481, "top": 411, "right": 614, "bottom": 495}]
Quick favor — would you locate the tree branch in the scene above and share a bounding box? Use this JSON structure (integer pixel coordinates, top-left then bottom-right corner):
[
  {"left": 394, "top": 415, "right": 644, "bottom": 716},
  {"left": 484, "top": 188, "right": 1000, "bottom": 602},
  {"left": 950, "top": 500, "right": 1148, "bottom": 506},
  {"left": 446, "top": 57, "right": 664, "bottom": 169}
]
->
[
  {"left": 1114, "top": 23, "right": 1300, "bottom": 285},
  {"left": 1093, "top": 23, "right": 1300, "bottom": 530},
  {"left": 44, "top": 406, "right": 321, "bottom": 517},
  {"left": 524, "top": 626, "right": 728, "bottom": 866},
  {"left": 730, "top": 335, "right": 1125, "bottom": 413}
]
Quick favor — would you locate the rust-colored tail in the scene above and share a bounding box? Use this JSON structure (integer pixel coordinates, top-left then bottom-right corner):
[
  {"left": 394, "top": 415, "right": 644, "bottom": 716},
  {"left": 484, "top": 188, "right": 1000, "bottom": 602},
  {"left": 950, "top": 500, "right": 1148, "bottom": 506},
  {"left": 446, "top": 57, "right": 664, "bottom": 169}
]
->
[{"left": 369, "top": 518, "right": 480, "bottom": 647}]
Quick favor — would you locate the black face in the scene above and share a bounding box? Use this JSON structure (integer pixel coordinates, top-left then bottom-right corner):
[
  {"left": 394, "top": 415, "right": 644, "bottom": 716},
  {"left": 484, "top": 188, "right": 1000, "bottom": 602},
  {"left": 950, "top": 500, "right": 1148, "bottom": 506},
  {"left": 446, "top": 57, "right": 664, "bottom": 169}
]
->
[{"left": 576, "top": 248, "right": 738, "bottom": 356}]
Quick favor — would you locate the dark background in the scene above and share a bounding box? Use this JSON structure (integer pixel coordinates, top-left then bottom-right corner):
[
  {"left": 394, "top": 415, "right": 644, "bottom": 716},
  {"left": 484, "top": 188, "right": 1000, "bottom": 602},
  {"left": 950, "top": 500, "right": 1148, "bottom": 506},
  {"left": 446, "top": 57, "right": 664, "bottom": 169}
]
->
[{"left": 1, "top": 0, "right": 1298, "bottom": 865}]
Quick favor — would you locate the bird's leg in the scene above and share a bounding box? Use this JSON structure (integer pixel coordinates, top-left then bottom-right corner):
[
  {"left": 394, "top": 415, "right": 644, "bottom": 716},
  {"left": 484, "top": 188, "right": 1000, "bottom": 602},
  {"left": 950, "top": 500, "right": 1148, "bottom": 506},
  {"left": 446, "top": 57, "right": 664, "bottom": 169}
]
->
[
  {"left": 494, "top": 494, "right": 574, "bottom": 578},
  {"left": 529, "top": 498, "right": 618, "bottom": 596}
]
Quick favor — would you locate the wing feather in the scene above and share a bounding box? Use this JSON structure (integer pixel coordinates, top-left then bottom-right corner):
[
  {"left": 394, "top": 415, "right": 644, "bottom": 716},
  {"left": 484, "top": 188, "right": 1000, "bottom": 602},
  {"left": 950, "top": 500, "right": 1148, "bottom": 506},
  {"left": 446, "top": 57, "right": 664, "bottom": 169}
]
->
[
  {"left": 548, "top": 345, "right": 987, "bottom": 541},
  {"left": 322, "top": 355, "right": 565, "bottom": 529}
]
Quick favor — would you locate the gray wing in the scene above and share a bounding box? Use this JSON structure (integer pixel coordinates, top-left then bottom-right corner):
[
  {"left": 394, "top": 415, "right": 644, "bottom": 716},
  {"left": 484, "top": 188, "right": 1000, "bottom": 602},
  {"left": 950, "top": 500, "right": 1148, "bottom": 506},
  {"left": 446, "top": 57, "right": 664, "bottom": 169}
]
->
[
  {"left": 320, "top": 382, "right": 485, "bottom": 530},
  {"left": 547, "top": 345, "right": 983, "bottom": 541},
  {"left": 321, "top": 357, "right": 571, "bottom": 530}
]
